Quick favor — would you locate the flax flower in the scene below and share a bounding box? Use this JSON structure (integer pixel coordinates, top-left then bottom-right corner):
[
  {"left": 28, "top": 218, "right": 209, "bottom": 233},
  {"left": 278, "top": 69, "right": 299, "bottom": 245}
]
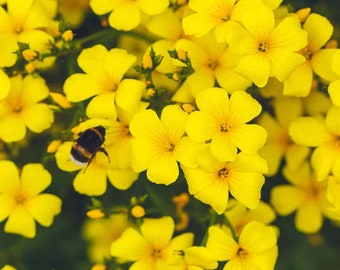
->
[
  {"left": 130, "top": 105, "right": 202, "bottom": 185},
  {"left": 0, "top": 75, "right": 54, "bottom": 142},
  {"left": 63, "top": 44, "right": 146, "bottom": 116},
  {"left": 271, "top": 162, "right": 337, "bottom": 233},
  {"left": 289, "top": 106, "right": 340, "bottom": 181},
  {"left": 89, "top": 0, "right": 169, "bottom": 31},
  {"left": 0, "top": 0, "right": 55, "bottom": 67},
  {"left": 186, "top": 87, "right": 266, "bottom": 162},
  {"left": 0, "top": 161, "right": 62, "bottom": 238},
  {"left": 227, "top": 2, "right": 307, "bottom": 87},
  {"left": 283, "top": 13, "right": 334, "bottom": 96},
  {"left": 182, "top": 145, "right": 267, "bottom": 214},
  {"left": 206, "top": 221, "right": 278, "bottom": 270},
  {"left": 110, "top": 216, "right": 194, "bottom": 270}
]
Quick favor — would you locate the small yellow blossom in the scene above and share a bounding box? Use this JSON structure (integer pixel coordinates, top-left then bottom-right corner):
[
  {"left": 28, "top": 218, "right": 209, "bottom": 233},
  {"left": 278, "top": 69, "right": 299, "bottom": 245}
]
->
[
  {"left": 83, "top": 213, "right": 130, "bottom": 263},
  {"left": 49, "top": 92, "right": 72, "bottom": 109},
  {"left": 47, "top": 139, "right": 62, "bottom": 153},
  {"left": 186, "top": 87, "right": 266, "bottom": 162},
  {"left": 206, "top": 221, "right": 278, "bottom": 270},
  {"left": 0, "top": 161, "right": 62, "bottom": 238},
  {"left": 89, "top": 0, "right": 169, "bottom": 31},
  {"left": 182, "top": 145, "right": 267, "bottom": 214},
  {"left": 271, "top": 162, "right": 337, "bottom": 233},
  {"left": 0, "top": 75, "right": 54, "bottom": 142},
  {"left": 110, "top": 216, "right": 194, "bottom": 270},
  {"left": 184, "top": 246, "right": 218, "bottom": 270},
  {"left": 130, "top": 105, "right": 202, "bottom": 185},
  {"left": 227, "top": 2, "right": 307, "bottom": 87}
]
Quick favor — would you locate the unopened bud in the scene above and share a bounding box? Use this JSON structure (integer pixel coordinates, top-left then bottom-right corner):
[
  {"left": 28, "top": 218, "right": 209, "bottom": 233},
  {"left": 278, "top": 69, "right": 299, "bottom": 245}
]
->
[
  {"left": 24, "top": 62, "right": 35, "bottom": 73},
  {"left": 131, "top": 205, "right": 145, "bottom": 218},
  {"left": 86, "top": 209, "right": 105, "bottom": 219},
  {"left": 142, "top": 52, "right": 153, "bottom": 69},
  {"left": 47, "top": 140, "right": 62, "bottom": 153},
  {"left": 177, "top": 49, "right": 187, "bottom": 61},
  {"left": 22, "top": 49, "right": 38, "bottom": 61},
  {"left": 146, "top": 88, "right": 156, "bottom": 97},
  {"left": 91, "top": 264, "right": 106, "bottom": 270},
  {"left": 182, "top": 104, "right": 196, "bottom": 113},
  {"left": 172, "top": 73, "right": 179, "bottom": 81},
  {"left": 62, "top": 29, "right": 74, "bottom": 42},
  {"left": 50, "top": 92, "right": 72, "bottom": 109},
  {"left": 296, "top": 8, "right": 311, "bottom": 22}
]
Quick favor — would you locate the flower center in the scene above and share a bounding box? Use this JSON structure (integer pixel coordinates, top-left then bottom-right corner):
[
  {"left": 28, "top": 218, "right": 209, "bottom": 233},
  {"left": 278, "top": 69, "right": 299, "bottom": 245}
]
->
[
  {"left": 14, "top": 191, "right": 27, "bottom": 205},
  {"left": 8, "top": 98, "right": 25, "bottom": 113},
  {"left": 218, "top": 167, "right": 229, "bottom": 178},
  {"left": 258, "top": 42, "right": 269, "bottom": 52},
  {"left": 237, "top": 247, "right": 248, "bottom": 258},
  {"left": 220, "top": 123, "right": 230, "bottom": 132},
  {"left": 299, "top": 46, "right": 313, "bottom": 60},
  {"left": 151, "top": 248, "right": 163, "bottom": 259},
  {"left": 208, "top": 59, "right": 219, "bottom": 70},
  {"left": 165, "top": 140, "right": 175, "bottom": 152}
]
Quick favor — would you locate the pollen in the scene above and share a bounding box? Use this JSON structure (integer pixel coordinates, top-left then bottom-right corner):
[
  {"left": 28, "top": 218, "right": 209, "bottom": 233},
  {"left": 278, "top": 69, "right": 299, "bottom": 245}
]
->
[
  {"left": 165, "top": 140, "right": 175, "bottom": 151},
  {"left": 151, "top": 248, "right": 163, "bottom": 259},
  {"left": 237, "top": 247, "right": 248, "bottom": 258},
  {"left": 220, "top": 123, "right": 230, "bottom": 132},
  {"left": 258, "top": 42, "right": 268, "bottom": 52},
  {"left": 218, "top": 167, "right": 229, "bottom": 178}
]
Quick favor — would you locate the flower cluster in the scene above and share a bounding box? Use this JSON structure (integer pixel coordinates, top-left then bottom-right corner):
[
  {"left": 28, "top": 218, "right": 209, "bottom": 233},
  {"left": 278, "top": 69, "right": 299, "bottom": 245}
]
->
[{"left": 1, "top": 0, "right": 340, "bottom": 269}]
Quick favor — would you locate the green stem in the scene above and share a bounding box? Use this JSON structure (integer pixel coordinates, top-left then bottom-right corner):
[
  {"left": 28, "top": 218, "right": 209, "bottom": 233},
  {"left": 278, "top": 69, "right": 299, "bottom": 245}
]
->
[
  {"left": 200, "top": 212, "right": 218, "bottom": 246},
  {"left": 223, "top": 215, "right": 237, "bottom": 241}
]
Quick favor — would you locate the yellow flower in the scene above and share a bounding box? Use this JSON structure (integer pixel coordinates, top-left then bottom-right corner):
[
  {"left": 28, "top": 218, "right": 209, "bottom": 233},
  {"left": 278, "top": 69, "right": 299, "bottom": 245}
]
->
[
  {"left": 0, "top": 69, "right": 10, "bottom": 99},
  {"left": 0, "top": 161, "right": 62, "bottom": 238},
  {"left": 172, "top": 34, "right": 251, "bottom": 103},
  {"left": 283, "top": 13, "right": 334, "bottom": 97},
  {"left": 89, "top": 0, "right": 169, "bottom": 31},
  {"left": 206, "top": 221, "right": 278, "bottom": 270},
  {"left": 328, "top": 50, "right": 340, "bottom": 106},
  {"left": 0, "top": 0, "right": 55, "bottom": 67},
  {"left": 186, "top": 87, "right": 266, "bottom": 162},
  {"left": 130, "top": 105, "right": 202, "bottom": 185},
  {"left": 228, "top": 2, "right": 307, "bottom": 87},
  {"left": 110, "top": 216, "right": 194, "bottom": 270},
  {"left": 0, "top": 75, "right": 54, "bottom": 142},
  {"left": 182, "top": 0, "right": 248, "bottom": 43},
  {"left": 63, "top": 44, "right": 146, "bottom": 116},
  {"left": 270, "top": 162, "right": 336, "bottom": 233},
  {"left": 289, "top": 106, "right": 340, "bottom": 180},
  {"left": 223, "top": 199, "right": 276, "bottom": 237},
  {"left": 83, "top": 213, "right": 130, "bottom": 263},
  {"left": 258, "top": 96, "right": 310, "bottom": 176},
  {"left": 184, "top": 246, "right": 218, "bottom": 270},
  {"left": 182, "top": 145, "right": 267, "bottom": 214}
]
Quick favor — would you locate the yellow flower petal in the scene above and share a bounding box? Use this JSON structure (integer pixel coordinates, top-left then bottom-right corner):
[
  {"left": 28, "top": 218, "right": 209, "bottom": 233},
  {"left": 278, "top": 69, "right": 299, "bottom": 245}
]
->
[
  {"left": 325, "top": 106, "right": 340, "bottom": 134},
  {"left": 0, "top": 160, "right": 19, "bottom": 193},
  {"left": 5, "top": 206, "right": 36, "bottom": 238},
  {"left": 0, "top": 69, "right": 10, "bottom": 99},
  {"left": 63, "top": 74, "right": 100, "bottom": 102},
  {"left": 21, "top": 163, "right": 51, "bottom": 196},
  {"left": 206, "top": 225, "right": 238, "bottom": 261},
  {"left": 295, "top": 203, "right": 323, "bottom": 233},
  {"left": 108, "top": 2, "right": 140, "bottom": 31},
  {"left": 175, "top": 137, "right": 202, "bottom": 168},
  {"left": 137, "top": 0, "right": 168, "bottom": 15},
  {"left": 0, "top": 115, "right": 26, "bottom": 142},
  {"left": 161, "top": 105, "right": 187, "bottom": 142},
  {"left": 77, "top": 44, "right": 107, "bottom": 74},
  {"left": 182, "top": 13, "right": 218, "bottom": 37},
  {"left": 0, "top": 194, "right": 11, "bottom": 222},
  {"left": 107, "top": 168, "right": 139, "bottom": 190},
  {"left": 283, "top": 62, "right": 313, "bottom": 97},
  {"left": 26, "top": 194, "right": 62, "bottom": 226},
  {"left": 73, "top": 165, "right": 107, "bottom": 196},
  {"left": 147, "top": 152, "right": 178, "bottom": 185},
  {"left": 86, "top": 92, "right": 117, "bottom": 119},
  {"left": 141, "top": 217, "right": 174, "bottom": 247},
  {"left": 184, "top": 247, "right": 218, "bottom": 270},
  {"left": 211, "top": 133, "right": 237, "bottom": 161},
  {"left": 21, "top": 75, "right": 49, "bottom": 105},
  {"left": 55, "top": 142, "right": 83, "bottom": 172},
  {"left": 115, "top": 79, "right": 145, "bottom": 114},
  {"left": 111, "top": 227, "right": 149, "bottom": 261},
  {"left": 229, "top": 91, "right": 262, "bottom": 124},
  {"left": 196, "top": 87, "right": 229, "bottom": 115},
  {"left": 328, "top": 80, "right": 340, "bottom": 106},
  {"left": 239, "top": 221, "right": 277, "bottom": 254},
  {"left": 270, "top": 186, "right": 302, "bottom": 215},
  {"left": 236, "top": 53, "right": 270, "bottom": 87},
  {"left": 311, "top": 146, "right": 337, "bottom": 181},
  {"left": 312, "top": 48, "right": 339, "bottom": 82},
  {"left": 229, "top": 124, "right": 267, "bottom": 155},
  {"left": 304, "top": 13, "right": 333, "bottom": 53},
  {"left": 288, "top": 117, "right": 332, "bottom": 147},
  {"left": 22, "top": 103, "right": 54, "bottom": 133},
  {"left": 89, "top": 0, "right": 115, "bottom": 14},
  {"left": 186, "top": 111, "right": 215, "bottom": 142}
]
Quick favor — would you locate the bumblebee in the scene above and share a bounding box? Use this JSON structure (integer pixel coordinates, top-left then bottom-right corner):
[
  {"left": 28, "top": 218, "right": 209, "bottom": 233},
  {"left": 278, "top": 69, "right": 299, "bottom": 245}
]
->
[{"left": 70, "top": 125, "right": 110, "bottom": 171}]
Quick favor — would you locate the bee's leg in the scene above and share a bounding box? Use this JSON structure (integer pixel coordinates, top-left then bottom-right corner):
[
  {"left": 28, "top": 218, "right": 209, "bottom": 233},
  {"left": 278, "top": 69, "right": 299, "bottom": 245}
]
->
[
  {"left": 83, "top": 155, "right": 95, "bottom": 173},
  {"left": 98, "top": 147, "right": 111, "bottom": 163}
]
